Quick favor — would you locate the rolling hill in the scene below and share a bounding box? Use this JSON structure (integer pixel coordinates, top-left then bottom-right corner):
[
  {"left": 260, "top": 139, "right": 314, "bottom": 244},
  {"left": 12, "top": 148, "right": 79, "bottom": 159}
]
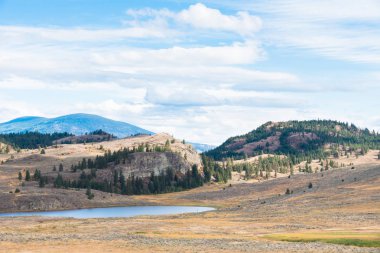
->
[
  {"left": 206, "top": 120, "right": 380, "bottom": 161},
  {"left": 0, "top": 113, "right": 153, "bottom": 137}
]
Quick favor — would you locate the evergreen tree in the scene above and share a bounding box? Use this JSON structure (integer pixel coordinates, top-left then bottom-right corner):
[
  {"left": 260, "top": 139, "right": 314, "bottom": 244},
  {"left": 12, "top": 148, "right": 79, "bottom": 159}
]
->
[
  {"left": 33, "top": 169, "right": 41, "bottom": 180},
  {"left": 119, "top": 171, "right": 127, "bottom": 194},
  {"left": 86, "top": 187, "right": 94, "bottom": 199},
  {"left": 54, "top": 174, "right": 64, "bottom": 188},
  {"left": 59, "top": 163, "right": 64, "bottom": 172},
  {"left": 25, "top": 170, "right": 31, "bottom": 181},
  {"left": 164, "top": 139, "right": 171, "bottom": 151},
  {"left": 39, "top": 176, "right": 45, "bottom": 187},
  {"left": 18, "top": 171, "right": 22, "bottom": 181}
]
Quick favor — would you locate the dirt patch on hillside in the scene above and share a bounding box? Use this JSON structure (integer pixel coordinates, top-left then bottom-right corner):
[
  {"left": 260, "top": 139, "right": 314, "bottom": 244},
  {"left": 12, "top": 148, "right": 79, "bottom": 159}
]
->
[
  {"left": 287, "top": 132, "right": 318, "bottom": 149},
  {"left": 237, "top": 132, "right": 281, "bottom": 156}
]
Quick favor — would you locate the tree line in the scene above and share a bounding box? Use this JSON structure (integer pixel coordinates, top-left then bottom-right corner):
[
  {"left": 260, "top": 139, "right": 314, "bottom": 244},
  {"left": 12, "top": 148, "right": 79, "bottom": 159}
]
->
[
  {"left": 0, "top": 131, "right": 72, "bottom": 149},
  {"left": 51, "top": 153, "right": 231, "bottom": 196}
]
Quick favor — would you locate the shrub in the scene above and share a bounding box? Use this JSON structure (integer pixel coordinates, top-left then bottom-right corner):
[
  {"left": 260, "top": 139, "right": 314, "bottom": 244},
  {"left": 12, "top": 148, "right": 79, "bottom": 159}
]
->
[{"left": 86, "top": 187, "right": 94, "bottom": 200}]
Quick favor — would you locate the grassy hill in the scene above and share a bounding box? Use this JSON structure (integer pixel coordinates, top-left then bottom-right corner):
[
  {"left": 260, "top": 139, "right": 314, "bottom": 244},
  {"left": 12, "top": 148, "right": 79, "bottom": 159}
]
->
[{"left": 206, "top": 120, "right": 380, "bottom": 161}]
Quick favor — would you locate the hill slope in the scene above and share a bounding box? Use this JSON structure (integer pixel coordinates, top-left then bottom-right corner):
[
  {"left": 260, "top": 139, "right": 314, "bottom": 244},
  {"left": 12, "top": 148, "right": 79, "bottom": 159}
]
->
[
  {"left": 206, "top": 120, "right": 380, "bottom": 160},
  {"left": 0, "top": 113, "right": 153, "bottom": 137}
]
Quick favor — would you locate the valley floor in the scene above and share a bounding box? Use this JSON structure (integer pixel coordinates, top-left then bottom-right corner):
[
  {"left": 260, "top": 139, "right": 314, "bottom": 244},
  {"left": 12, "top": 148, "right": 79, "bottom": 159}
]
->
[{"left": 0, "top": 162, "right": 379, "bottom": 252}]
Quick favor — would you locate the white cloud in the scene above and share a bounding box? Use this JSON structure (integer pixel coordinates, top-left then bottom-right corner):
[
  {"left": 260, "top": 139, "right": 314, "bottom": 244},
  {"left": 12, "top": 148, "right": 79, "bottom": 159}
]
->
[
  {"left": 145, "top": 87, "right": 304, "bottom": 108},
  {"left": 254, "top": 0, "right": 380, "bottom": 21},
  {"left": 126, "top": 3, "right": 261, "bottom": 37},
  {"left": 92, "top": 40, "right": 263, "bottom": 66},
  {"left": 0, "top": 25, "right": 170, "bottom": 42},
  {"left": 0, "top": 96, "right": 43, "bottom": 122},
  {"left": 252, "top": 0, "right": 380, "bottom": 64},
  {"left": 75, "top": 99, "right": 153, "bottom": 115},
  {"left": 176, "top": 3, "right": 262, "bottom": 36},
  {"left": 0, "top": 75, "right": 47, "bottom": 90}
]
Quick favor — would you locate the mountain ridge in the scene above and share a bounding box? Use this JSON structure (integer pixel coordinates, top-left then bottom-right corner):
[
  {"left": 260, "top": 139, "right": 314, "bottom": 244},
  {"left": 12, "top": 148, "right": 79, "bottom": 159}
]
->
[
  {"left": 0, "top": 113, "right": 153, "bottom": 137},
  {"left": 206, "top": 120, "right": 380, "bottom": 161},
  {"left": 0, "top": 113, "right": 214, "bottom": 152}
]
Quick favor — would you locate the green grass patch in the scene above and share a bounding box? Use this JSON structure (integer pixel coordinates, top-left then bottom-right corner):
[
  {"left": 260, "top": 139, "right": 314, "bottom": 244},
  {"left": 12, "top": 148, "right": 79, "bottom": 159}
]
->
[
  {"left": 134, "top": 231, "right": 147, "bottom": 234},
  {"left": 264, "top": 232, "right": 380, "bottom": 248}
]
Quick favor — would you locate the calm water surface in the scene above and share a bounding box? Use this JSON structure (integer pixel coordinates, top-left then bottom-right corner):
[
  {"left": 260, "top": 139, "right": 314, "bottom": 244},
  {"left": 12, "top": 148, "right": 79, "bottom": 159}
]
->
[{"left": 0, "top": 206, "right": 214, "bottom": 219}]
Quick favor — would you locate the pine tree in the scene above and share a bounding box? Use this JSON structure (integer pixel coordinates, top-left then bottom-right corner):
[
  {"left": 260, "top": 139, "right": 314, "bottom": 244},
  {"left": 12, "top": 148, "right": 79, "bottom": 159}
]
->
[
  {"left": 33, "top": 169, "right": 41, "bottom": 180},
  {"left": 25, "top": 170, "right": 31, "bottom": 181},
  {"left": 164, "top": 140, "right": 171, "bottom": 151},
  {"left": 86, "top": 187, "right": 94, "bottom": 199},
  {"left": 59, "top": 163, "right": 64, "bottom": 172},
  {"left": 54, "top": 174, "right": 64, "bottom": 188},
  {"left": 18, "top": 171, "right": 22, "bottom": 181},
  {"left": 39, "top": 176, "right": 45, "bottom": 187}
]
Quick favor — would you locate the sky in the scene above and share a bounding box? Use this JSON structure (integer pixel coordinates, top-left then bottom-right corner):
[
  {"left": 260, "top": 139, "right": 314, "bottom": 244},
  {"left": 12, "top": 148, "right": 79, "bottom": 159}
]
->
[{"left": 0, "top": 0, "right": 379, "bottom": 145}]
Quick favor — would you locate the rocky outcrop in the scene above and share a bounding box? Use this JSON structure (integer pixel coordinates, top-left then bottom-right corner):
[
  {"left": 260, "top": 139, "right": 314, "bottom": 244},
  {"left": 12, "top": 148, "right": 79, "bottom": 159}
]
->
[{"left": 118, "top": 152, "right": 193, "bottom": 178}]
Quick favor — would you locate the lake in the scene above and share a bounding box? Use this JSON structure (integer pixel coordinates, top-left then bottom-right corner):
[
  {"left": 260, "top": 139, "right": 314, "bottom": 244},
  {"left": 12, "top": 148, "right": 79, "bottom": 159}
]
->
[{"left": 0, "top": 206, "right": 215, "bottom": 219}]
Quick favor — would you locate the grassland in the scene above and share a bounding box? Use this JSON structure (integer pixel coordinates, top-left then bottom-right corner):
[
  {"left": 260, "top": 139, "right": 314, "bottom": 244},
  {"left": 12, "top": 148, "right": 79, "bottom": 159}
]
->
[{"left": 0, "top": 142, "right": 379, "bottom": 252}]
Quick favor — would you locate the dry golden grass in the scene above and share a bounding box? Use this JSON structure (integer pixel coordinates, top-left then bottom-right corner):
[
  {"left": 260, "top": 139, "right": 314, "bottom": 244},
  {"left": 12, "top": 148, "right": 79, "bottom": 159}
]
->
[{"left": 0, "top": 146, "right": 379, "bottom": 252}]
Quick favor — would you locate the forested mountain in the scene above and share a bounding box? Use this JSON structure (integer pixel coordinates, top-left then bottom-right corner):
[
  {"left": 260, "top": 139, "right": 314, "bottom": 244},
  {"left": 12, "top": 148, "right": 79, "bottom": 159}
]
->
[
  {"left": 206, "top": 120, "right": 380, "bottom": 161},
  {"left": 0, "top": 113, "right": 153, "bottom": 137}
]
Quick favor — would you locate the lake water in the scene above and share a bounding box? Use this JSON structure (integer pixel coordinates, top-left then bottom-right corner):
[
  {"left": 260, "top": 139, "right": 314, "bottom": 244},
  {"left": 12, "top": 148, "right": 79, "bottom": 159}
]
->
[{"left": 0, "top": 206, "right": 214, "bottom": 219}]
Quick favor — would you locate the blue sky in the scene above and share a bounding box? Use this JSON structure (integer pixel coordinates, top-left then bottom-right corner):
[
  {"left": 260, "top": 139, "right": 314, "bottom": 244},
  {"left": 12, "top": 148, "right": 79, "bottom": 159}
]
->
[{"left": 0, "top": 0, "right": 379, "bottom": 144}]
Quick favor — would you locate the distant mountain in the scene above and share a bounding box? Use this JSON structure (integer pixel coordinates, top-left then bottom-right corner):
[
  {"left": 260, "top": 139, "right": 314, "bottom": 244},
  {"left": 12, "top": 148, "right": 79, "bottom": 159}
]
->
[
  {"left": 0, "top": 114, "right": 214, "bottom": 151},
  {"left": 188, "top": 142, "right": 216, "bottom": 153},
  {"left": 206, "top": 120, "right": 380, "bottom": 160},
  {"left": 0, "top": 113, "right": 153, "bottom": 137}
]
